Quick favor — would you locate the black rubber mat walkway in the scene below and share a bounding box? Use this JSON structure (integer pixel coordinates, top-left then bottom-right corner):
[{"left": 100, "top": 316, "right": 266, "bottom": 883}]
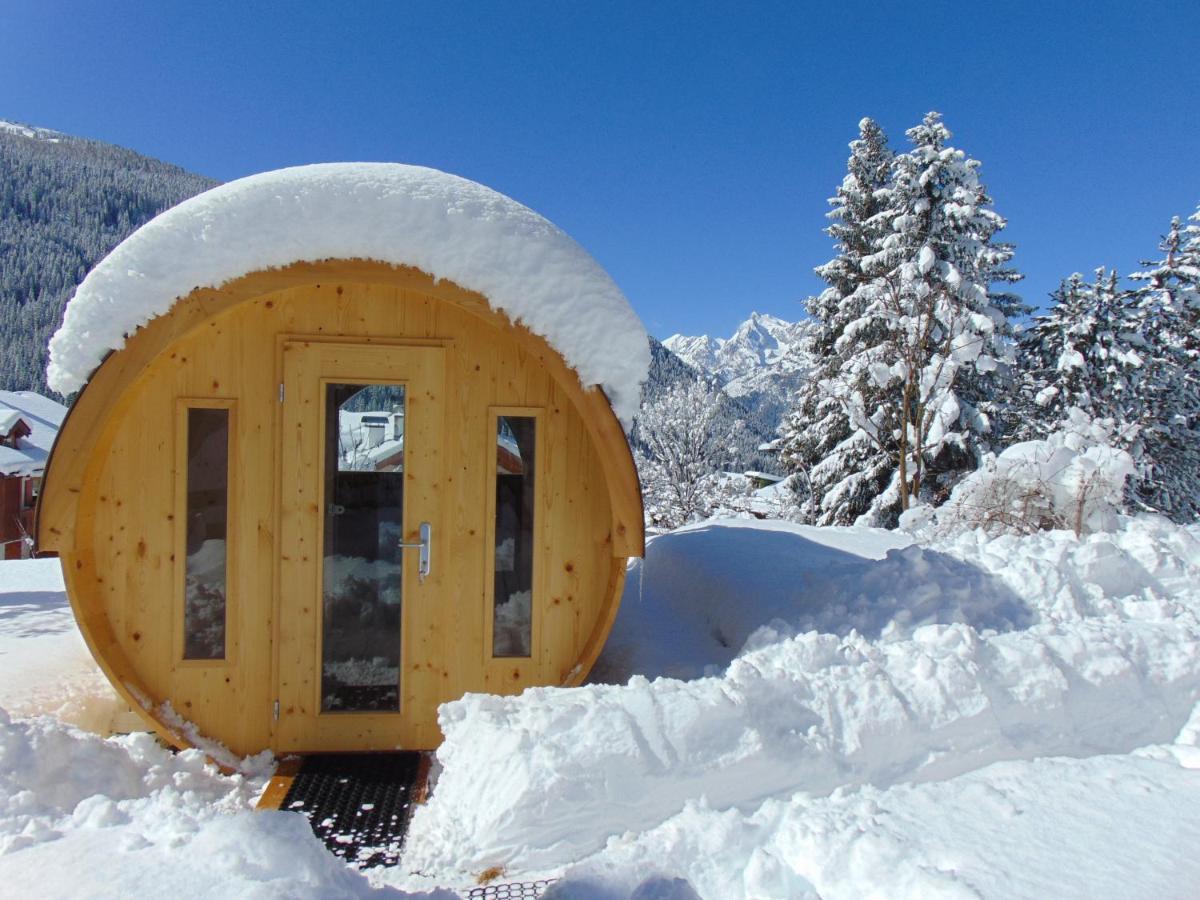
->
[
  {"left": 276, "top": 752, "right": 427, "bottom": 869},
  {"left": 465, "top": 881, "right": 557, "bottom": 898},
  {"left": 260, "top": 755, "right": 557, "bottom": 895}
]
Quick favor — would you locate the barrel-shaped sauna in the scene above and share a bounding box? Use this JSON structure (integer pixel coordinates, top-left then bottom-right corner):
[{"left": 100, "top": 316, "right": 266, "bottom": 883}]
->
[{"left": 36, "top": 164, "right": 647, "bottom": 756}]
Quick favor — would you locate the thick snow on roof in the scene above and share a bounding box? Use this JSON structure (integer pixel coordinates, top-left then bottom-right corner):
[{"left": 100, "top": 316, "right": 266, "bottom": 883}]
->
[
  {"left": 47, "top": 163, "right": 649, "bottom": 425},
  {"left": 0, "top": 410, "right": 24, "bottom": 437},
  {"left": 0, "top": 391, "right": 67, "bottom": 478}
]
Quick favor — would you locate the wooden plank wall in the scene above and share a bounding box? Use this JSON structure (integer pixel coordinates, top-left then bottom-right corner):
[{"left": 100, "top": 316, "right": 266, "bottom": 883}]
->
[{"left": 64, "top": 279, "right": 627, "bottom": 754}]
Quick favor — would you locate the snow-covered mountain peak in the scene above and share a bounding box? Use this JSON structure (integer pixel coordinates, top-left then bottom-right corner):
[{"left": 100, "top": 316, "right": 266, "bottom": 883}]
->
[
  {"left": 664, "top": 312, "right": 811, "bottom": 387},
  {"left": 728, "top": 311, "right": 798, "bottom": 363},
  {"left": 661, "top": 331, "right": 722, "bottom": 373},
  {"left": 0, "top": 120, "right": 63, "bottom": 143},
  {"left": 662, "top": 311, "right": 814, "bottom": 429}
]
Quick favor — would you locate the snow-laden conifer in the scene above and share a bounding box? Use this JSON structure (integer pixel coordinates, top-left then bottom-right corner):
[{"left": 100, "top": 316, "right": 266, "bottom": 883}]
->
[
  {"left": 804, "top": 112, "right": 1022, "bottom": 525},
  {"left": 1016, "top": 268, "right": 1144, "bottom": 446},
  {"left": 805, "top": 118, "right": 895, "bottom": 354},
  {"left": 779, "top": 118, "right": 896, "bottom": 524},
  {"left": 1127, "top": 209, "right": 1200, "bottom": 520}
]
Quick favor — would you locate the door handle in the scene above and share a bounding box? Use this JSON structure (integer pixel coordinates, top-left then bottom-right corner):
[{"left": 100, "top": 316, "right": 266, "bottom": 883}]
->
[{"left": 398, "top": 521, "right": 431, "bottom": 583}]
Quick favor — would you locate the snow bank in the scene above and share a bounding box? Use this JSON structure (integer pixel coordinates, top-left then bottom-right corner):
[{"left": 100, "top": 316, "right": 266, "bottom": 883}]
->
[
  {"left": 8, "top": 518, "right": 1200, "bottom": 896},
  {"left": 0, "top": 712, "right": 451, "bottom": 898},
  {"left": 46, "top": 163, "right": 649, "bottom": 425},
  {"left": 547, "top": 740, "right": 1200, "bottom": 899},
  {"left": 591, "top": 518, "right": 1023, "bottom": 683},
  {"left": 0, "top": 559, "right": 126, "bottom": 732},
  {"left": 401, "top": 517, "right": 1200, "bottom": 879}
]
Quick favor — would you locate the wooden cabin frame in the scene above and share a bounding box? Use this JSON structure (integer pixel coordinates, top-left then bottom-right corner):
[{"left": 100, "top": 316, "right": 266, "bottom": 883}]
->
[{"left": 37, "top": 260, "right": 643, "bottom": 756}]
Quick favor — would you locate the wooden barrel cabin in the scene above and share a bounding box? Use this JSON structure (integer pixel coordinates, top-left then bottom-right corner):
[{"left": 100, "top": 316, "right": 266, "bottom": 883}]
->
[{"left": 36, "top": 164, "right": 647, "bottom": 756}]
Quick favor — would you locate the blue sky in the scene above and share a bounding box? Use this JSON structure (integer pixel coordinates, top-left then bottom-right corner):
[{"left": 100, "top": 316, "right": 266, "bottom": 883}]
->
[{"left": 3, "top": 0, "right": 1198, "bottom": 339}]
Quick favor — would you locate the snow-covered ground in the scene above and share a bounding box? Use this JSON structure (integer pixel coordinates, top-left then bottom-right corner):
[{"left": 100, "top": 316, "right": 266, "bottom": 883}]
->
[
  {"left": 0, "top": 558, "right": 127, "bottom": 731},
  {"left": 3, "top": 516, "right": 1199, "bottom": 897},
  {"left": 0, "top": 560, "right": 451, "bottom": 899}
]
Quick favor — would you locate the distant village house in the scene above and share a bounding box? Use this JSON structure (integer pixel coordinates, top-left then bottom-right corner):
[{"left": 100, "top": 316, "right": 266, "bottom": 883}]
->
[{"left": 0, "top": 391, "right": 66, "bottom": 559}]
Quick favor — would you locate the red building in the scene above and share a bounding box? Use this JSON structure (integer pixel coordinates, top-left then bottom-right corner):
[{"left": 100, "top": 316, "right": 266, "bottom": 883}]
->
[{"left": 0, "top": 391, "right": 66, "bottom": 560}]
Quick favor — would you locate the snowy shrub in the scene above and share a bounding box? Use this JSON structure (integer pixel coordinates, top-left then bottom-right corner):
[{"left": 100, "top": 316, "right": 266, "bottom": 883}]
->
[
  {"left": 633, "top": 379, "right": 744, "bottom": 528},
  {"left": 926, "top": 409, "right": 1135, "bottom": 537}
]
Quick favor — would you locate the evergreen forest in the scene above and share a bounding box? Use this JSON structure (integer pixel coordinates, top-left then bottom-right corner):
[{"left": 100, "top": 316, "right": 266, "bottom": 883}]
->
[{"left": 0, "top": 122, "right": 215, "bottom": 395}]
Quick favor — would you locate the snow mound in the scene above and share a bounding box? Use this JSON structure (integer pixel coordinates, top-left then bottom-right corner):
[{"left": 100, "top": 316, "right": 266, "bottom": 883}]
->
[
  {"left": 0, "top": 712, "right": 451, "bottom": 898},
  {"left": 592, "top": 519, "right": 1029, "bottom": 682},
  {"left": 46, "top": 163, "right": 649, "bottom": 425},
  {"left": 548, "top": 743, "right": 1200, "bottom": 899},
  {"left": 401, "top": 517, "right": 1200, "bottom": 880}
]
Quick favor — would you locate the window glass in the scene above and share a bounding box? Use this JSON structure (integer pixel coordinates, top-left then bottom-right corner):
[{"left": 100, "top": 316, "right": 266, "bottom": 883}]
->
[
  {"left": 321, "top": 383, "right": 406, "bottom": 711},
  {"left": 493, "top": 416, "right": 535, "bottom": 658},
  {"left": 183, "top": 407, "right": 229, "bottom": 660}
]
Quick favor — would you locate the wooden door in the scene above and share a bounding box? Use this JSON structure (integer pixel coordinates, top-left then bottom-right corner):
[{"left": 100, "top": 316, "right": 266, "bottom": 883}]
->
[{"left": 275, "top": 339, "right": 447, "bottom": 751}]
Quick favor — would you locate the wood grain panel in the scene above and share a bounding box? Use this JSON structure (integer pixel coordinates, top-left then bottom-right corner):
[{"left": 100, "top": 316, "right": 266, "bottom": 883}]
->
[{"left": 37, "top": 262, "right": 642, "bottom": 756}]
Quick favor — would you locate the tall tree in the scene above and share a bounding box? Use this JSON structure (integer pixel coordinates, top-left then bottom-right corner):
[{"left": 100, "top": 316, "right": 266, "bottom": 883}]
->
[
  {"left": 779, "top": 118, "right": 896, "bottom": 525},
  {"left": 1127, "top": 209, "right": 1200, "bottom": 519},
  {"left": 823, "top": 112, "right": 1022, "bottom": 522},
  {"left": 805, "top": 118, "right": 895, "bottom": 357},
  {"left": 1015, "top": 268, "right": 1144, "bottom": 445}
]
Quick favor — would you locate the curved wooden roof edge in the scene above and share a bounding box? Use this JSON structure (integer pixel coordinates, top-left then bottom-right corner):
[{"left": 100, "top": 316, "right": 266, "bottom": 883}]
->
[{"left": 36, "top": 258, "right": 645, "bottom": 560}]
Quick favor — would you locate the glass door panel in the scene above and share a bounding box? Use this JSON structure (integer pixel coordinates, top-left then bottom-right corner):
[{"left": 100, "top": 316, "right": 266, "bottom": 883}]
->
[
  {"left": 321, "top": 383, "right": 407, "bottom": 712},
  {"left": 493, "top": 415, "right": 536, "bottom": 657}
]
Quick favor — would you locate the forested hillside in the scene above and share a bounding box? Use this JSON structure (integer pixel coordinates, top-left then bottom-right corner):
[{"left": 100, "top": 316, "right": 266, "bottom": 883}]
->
[{"left": 0, "top": 120, "right": 216, "bottom": 395}]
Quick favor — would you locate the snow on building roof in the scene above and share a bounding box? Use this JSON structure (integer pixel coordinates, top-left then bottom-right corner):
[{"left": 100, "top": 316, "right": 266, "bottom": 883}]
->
[
  {"left": 0, "top": 410, "right": 25, "bottom": 438},
  {"left": 744, "top": 470, "right": 784, "bottom": 483},
  {"left": 46, "top": 163, "right": 650, "bottom": 425},
  {"left": 0, "top": 391, "right": 67, "bottom": 477}
]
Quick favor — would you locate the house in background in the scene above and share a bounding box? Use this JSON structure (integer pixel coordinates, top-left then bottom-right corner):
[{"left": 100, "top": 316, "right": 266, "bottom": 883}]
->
[{"left": 0, "top": 391, "right": 67, "bottom": 559}]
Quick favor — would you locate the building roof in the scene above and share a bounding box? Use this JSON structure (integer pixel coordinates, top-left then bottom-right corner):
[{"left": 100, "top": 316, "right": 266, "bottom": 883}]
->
[
  {"left": 0, "top": 410, "right": 26, "bottom": 437},
  {"left": 744, "top": 470, "right": 785, "bottom": 484},
  {"left": 0, "top": 391, "right": 67, "bottom": 477},
  {"left": 46, "top": 163, "right": 650, "bottom": 426}
]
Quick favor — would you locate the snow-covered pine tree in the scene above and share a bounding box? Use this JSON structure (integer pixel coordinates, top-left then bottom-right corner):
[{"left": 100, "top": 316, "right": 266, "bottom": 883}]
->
[
  {"left": 632, "top": 378, "right": 744, "bottom": 528},
  {"left": 835, "top": 111, "right": 1021, "bottom": 521},
  {"left": 1015, "top": 268, "right": 1144, "bottom": 445},
  {"left": 805, "top": 118, "right": 894, "bottom": 357},
  {"left": 1185, "top": 203, "right": 1200, "bottom": 359},
  {"left": 779, "top": 118, "right": 896, "bottom": 525},
  {"left": 1127, "top": 209, "right": 1200, "bottom": 520},
  {"left": 1015, "top": 273, "right": 1092, "bottom": 436}
]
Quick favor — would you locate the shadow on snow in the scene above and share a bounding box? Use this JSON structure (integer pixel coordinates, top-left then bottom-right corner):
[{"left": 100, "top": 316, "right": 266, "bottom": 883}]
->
[{"left": 592, "top": 522, "right": 1032, "bottom": 684}]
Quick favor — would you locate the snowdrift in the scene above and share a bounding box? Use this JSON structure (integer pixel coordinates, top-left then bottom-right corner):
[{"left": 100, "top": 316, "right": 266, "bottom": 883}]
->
[
  {"left": 3, "top": 517, "right": 1200, "bottom": 897},
  {"left": 402, "top": 517, "right": 1200, "bottom": 893},
  {"left": 0, "top": 713, "right": 457, "bottom": 897}
]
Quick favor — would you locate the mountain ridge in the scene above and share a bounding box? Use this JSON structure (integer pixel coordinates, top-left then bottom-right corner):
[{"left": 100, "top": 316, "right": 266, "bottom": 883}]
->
[
  {"left": 663, "top": 311, "right": 813, "bottom": 428},
  {"left": 0, "top": 118, "right": 217, "bottom": 395}
]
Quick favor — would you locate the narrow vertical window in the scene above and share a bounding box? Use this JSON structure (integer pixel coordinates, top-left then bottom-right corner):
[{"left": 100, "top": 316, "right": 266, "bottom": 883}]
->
[
  {"left": 183, "top": 407, "right": 229, "bottom": 660},
  {"left": 320, "top": 383, "right": 406, "bottom": 712},
  {"left": 493, "top": 415, "right": 535, "bottom": 658}
]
